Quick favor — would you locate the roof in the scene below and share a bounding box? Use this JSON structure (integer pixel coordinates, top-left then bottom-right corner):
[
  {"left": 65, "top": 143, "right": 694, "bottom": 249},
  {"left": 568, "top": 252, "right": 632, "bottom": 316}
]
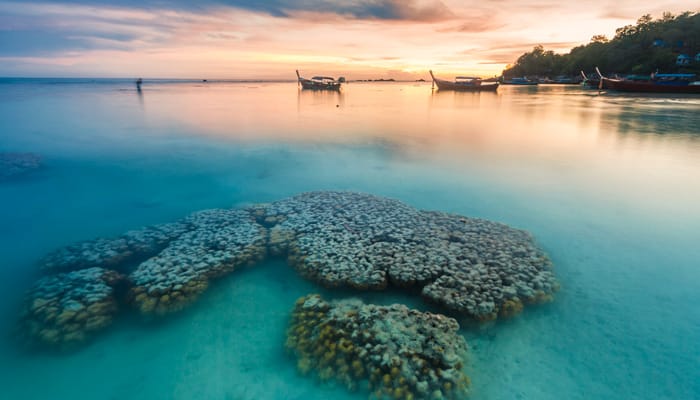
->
[{"left": 656, "top": 73, "right": 696, "bottom": 78}]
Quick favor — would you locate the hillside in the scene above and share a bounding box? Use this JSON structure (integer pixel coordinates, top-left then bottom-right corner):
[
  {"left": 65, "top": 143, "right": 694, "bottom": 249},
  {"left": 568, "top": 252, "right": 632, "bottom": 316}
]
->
[{"left": 503, "top": 12, "right": 700, "bottom": 78}]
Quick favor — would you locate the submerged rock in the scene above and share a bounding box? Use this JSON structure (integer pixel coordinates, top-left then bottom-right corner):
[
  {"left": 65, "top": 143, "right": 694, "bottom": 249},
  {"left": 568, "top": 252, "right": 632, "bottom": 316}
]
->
[
  {"left": 29, "top": 190, "right": 557, "bottom": 324},
  {"left": 0, "top": 152, "right": 42, "bottom": 181},
  {"left": 40, "top": 222, "right": 192, "bottom": 273},
  {"left": 128, "top": 209, "right": 267, "bottom": 315},
  {"left": 286, "top": 294, "right": 470, "bottom": 399},
  {"left": 20, "top": 267, "right": 126, "bottom": 348},
  {"left": 0, "top": 152, "right": 42, "bottom": 179},
  {"left": 262, "top": 191, "right": 558, "bottom": 320}
]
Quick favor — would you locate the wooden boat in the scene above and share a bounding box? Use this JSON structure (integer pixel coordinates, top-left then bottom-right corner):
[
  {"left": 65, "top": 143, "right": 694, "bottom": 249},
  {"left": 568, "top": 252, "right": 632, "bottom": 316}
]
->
[
  {"left": 429, "top": 70, "right": 498, "bottom": 92},
  {"left": 580, "top": 71, "right": 600, "bottom": 89},
  {"left": 501, "top": 77, "right": 538, "bottom": 85},
  {"left": 538, "top": 76, "right": 576, "bottom": 84},
  {"left": 551, "top": 75, "right": 577, "bottom": 84},
  {"left": 595, "top": 68, "right": 700, "bottom": 94},
  {"left": 296, "top": 70, "right": 341, "bottom": 91}
]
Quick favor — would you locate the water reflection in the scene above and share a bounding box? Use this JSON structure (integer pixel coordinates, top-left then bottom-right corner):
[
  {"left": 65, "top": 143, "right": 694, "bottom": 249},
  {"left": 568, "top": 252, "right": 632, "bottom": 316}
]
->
[
  {"left": 600, "top": 97, "right": 700, "bottom": 136},
  {"left": 126, "top": 82, "right": 698, "bottom": 143},
  {"left": 136, "top": 85, "right": 144, "bottom": 107},
  {"left": 104, "top": 82, "right": 700, "bottom": 181},
  {"left": 296, "top": 87, "right": 344, "bottom": 111},
  {"left": 4, "top": 80, "right": 698, "bottom": 221},
  {"left": 429, "top": 88, "right": 500, "bottom": 109},
  {"left": 128, "top": 82, "right": 700, "bottom": 215}
]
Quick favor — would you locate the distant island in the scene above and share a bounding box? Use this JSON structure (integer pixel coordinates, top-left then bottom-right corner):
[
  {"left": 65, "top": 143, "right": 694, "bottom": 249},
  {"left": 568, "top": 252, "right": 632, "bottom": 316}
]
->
[
  {"left": 503, "top": 11, "right": 700, "bottom": 79},
  {"left": 351, "top": 78, "right": 396, "bottom": 82}
]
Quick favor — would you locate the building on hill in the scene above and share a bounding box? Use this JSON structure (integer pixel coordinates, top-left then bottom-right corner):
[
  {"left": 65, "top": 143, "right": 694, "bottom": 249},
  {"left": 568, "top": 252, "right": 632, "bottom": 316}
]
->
[
  {"left": 652, "top": 39, "right": 667, "bottom": 47},
  {"left": 676, "top": 54, "right": 691, "bottom": 66}
]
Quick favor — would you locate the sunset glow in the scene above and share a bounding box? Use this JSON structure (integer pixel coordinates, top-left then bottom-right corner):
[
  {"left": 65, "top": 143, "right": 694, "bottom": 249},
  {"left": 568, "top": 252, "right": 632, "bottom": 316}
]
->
[{"left": 1, "top": 0, "right": 699, "bottom": 79}]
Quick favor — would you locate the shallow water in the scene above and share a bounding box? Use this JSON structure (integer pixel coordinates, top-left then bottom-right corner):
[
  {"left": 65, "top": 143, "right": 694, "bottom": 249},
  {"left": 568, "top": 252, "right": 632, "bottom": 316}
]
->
[{"left": 0, "top": 80, "right": 699, "bottom": 399}]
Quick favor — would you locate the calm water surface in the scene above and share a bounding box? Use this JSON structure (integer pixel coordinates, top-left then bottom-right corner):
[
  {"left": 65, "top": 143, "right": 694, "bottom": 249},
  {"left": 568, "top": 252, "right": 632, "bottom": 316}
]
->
[{"left": 0, "top": 80, "right": 699, "bottom": 399}]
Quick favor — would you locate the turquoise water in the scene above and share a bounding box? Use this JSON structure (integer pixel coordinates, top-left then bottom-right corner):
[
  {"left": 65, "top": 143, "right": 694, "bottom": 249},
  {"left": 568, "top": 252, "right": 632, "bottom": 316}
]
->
[{"left": 0, "top": 79, "right": 699, "bottom": 399}]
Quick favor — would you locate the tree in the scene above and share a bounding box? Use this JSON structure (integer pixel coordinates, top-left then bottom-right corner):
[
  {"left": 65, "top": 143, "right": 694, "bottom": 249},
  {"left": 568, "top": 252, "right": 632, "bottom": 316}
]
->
[
  {"left": 502, "top": 11, "right": 700, "bottom": 77},
  {"left": 661, "top": 12, "right": 675, "bottom": 22}
]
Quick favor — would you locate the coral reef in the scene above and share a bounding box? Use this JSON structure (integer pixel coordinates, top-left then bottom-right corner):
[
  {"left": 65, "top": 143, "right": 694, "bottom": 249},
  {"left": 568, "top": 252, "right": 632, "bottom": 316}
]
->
[
  {"left": 20, "top": 267, "right": 125, "bottom": 347},
  {"left": 286, "top": 294, "right": 470, "bottom": 399},
  {"left": 128, "top": 209, "right": 267, "bottom": 315},
  {"left": 40, "top": 222, "right": 191, "bottom": 273},
  {"left": 262, "top": 191, "right": 558, "bottom": 320},
  {"left": 21, "top": 191, "right": 558, "bottom": 347},
  {"left": 0, "top": 152, "right": 42, "bottom": 180}
]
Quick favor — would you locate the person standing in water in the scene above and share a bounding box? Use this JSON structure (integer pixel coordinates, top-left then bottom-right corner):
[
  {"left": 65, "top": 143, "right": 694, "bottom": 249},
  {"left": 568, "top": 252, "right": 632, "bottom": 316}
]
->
[{"left": 136, "top": 78, "right": 143, "bottom": 91}]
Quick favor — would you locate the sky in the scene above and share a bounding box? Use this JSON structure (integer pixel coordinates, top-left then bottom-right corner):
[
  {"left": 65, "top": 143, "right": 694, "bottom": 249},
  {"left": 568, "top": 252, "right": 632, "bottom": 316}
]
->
[{"left": 0, "top": 1, "right": 698, "bottom": 79}]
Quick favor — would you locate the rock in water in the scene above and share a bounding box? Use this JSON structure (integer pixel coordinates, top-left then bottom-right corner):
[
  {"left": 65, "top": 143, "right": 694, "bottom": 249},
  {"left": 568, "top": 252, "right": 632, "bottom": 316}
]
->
[
  {"left": 261, "top": 191, "right": 558, "bottom": 321},
  {"left": 39, "top": 222, "right": 192, "bottom": 273},
  {"left": 128, "top": 209, "right": 267, "bottom": 315},
  {"left": 0, "top": 152, "right": 42, "bottom": 180},
  {"left": 286, "top": 294, "right": 470, "bottom": 399},
  {"left": 30, "top": 191, "right": 558, "bottom": 322},
  {"left": 19, "top": 267, "right": 125, "bottom": 348}
]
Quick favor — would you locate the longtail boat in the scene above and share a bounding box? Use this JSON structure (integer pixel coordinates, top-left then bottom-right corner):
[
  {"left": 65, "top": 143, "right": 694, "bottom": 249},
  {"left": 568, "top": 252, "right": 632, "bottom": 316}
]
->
[
  {"left": 580, "top": 71, "right": 600, "bottom": 89},
  {"left": 595, "top": 67, "right": 700, "bottom": 94},
  {"left": 429, "top": 70, "right": 498, "bottom": 92},
  {"left": 296, "top": 70, "right": 342, "bottom": 91},
  {"left": 501, "top": 77, "right": 538, "bottom": 85}
]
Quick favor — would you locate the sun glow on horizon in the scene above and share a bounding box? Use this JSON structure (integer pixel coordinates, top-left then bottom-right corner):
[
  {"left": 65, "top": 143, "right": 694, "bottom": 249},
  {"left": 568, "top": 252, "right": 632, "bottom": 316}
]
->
[{"left": 0, "top": 1, "right": 698, "bottom": 79}]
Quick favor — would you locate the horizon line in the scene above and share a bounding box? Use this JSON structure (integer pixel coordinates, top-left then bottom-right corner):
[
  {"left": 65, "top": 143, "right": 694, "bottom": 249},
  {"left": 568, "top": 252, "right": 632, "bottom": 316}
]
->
[{"left": 0, "top": 76, "right": 437, "bottom": 82}]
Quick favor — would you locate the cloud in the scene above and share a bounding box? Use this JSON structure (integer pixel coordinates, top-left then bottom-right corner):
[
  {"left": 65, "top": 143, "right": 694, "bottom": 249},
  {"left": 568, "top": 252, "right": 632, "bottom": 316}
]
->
[
  {"left": 360, "top": 0, "right": 455, "bottom": 22},
  {"left": 0, "top": 2, "right": 173, "bottom": 55},
  {"left": 438, "top": 19, "right": 506, "bottom": 33},
  {"left": 597, "top": 2, "right": 699, "bottom": 20},
  {"left": 1, "top": 0, "right": 698, "bottom": 78},
  {"left": 0, "top": 30, "right": 88, "bottom": 56},
  {"left": 0, "top": 0, "right": 456, "bottom": 57},
  {"left": 4, "top": 0, "right": 456, "bottom": 21}
]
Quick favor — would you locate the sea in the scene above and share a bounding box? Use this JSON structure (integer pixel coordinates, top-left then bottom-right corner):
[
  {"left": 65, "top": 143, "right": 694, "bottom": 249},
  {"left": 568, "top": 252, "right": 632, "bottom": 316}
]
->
[{"left": 0, "top": 78, "right": 698, "bottom": 400}]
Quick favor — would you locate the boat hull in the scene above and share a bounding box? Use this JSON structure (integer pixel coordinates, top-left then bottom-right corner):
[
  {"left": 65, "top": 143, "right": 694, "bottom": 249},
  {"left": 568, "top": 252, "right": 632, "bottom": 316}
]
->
[
  {"left": 434, "top": 80, "right": 498, "bottom": 92},
  {"left": 432, "top": 78, "right": 498, "bottom": 92},
  {"left": 299, "top": 79, "right": 341, "bottom": 91},
  {"left": 602, "top": 77, "right": 700, "bottom": 94},
  {"left": 501, "top": 81, "right": 538, "bottom": 86},
  {"left": 429, "top": 70, "right": 498, "bottom": 92},
  {"left": 296, "top": 70, "right": 341, "bottom": 91}
]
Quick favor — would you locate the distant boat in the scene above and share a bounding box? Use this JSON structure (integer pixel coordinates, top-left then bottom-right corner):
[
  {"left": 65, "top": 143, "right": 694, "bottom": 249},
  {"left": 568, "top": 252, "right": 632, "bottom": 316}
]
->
[
  {"left": 595, "top": 68, "right": 700, "bottom": 94},
  {"left": 501, "top": 77, "right": 538, "bottom": 86},
  {"left": 429, "top": 70, "right": 499, "bottom": 92},
  {"left": 538, "top": 76, "right": 575, "bottom": 84},
  {"left": 550, "top": 75, "right": 576, "bottom": 84},
  {"left": 296, "top": 70, "right": 341, "bottom": 91}
]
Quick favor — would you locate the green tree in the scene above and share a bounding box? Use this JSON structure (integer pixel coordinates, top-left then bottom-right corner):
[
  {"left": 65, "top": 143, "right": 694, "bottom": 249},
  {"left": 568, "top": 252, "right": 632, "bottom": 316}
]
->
[{"left": 502, "top": 11, "right": 700, "bottom": 77}]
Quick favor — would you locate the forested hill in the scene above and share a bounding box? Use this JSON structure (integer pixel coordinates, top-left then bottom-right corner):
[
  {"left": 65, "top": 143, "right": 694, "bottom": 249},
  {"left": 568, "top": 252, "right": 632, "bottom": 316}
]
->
[{"left": 502, "top": 12, "right": 700, "bottom": 78}]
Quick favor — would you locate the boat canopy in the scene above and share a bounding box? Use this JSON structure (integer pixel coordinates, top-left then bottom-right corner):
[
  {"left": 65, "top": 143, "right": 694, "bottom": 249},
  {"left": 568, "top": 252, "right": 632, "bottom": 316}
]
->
[
  {"left": 624, "top": 75, "right": 651, "bottom": 81},
  {"left": 456, "top": 76, "right": 480, "bottom": 80},
  {"left": 655, "top": 73, "right": 696, "bottom": 78}
]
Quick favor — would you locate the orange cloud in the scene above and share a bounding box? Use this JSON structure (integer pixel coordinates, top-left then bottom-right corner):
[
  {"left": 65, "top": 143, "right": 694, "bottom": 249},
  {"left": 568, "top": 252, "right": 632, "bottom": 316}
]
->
[{"left": 1, "top": 1, "right": 698, "bottom": 78}]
